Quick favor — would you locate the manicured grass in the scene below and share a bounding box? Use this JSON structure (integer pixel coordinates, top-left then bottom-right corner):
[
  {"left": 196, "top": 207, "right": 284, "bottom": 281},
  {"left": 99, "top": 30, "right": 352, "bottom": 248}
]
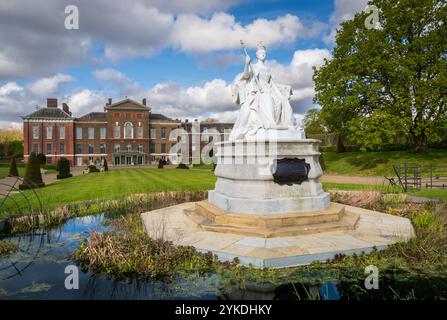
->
[
  {"left": 322, "top": 182, "right": 383, "bottom": 191},
  {"left": 407, "top": 188, "right": 447, "bottom": 201},
  {"left": 1, "top": 168, "right": 216, "bottom": 217},
  {"left": 0, "top": 167, "right": 25, "bottom": 178},
  {"left": 323, "top": 149, "right": 447, "bottom": 176},
  {"left": 0, "top": 164, "right": 56, "bottom": 178}
]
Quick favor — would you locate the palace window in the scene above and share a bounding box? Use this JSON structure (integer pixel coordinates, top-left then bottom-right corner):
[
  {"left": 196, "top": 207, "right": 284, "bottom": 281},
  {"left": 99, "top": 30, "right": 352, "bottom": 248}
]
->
[
  {"left": 76, "top": 144, "right": 82, "bottom": 154},
  {"left": 88, "top": 144, "right": 94, "bottom": 154},
  {"left": 60, "top": 143, "right": 65, "bottom": 155},
  {"left": 114, "top": 126, "right": 120, "bottom": 138},
  {"left": 161, "top": 127, "right": 167, "bottom": 139},
  {"left": 46, "top": 127, "right": 52, "bottom": 139},
  {"left": 137, "top": 127, "right": 143, "bottom": 139},
  {"left": 150, "top": 143, "right": 155, "bottom": 153},
  {"left": 100, "top": 127, "right": 106, "bottom": 139},
  {"left": 150, "top": 128, "right": 156, "bottom": 139},
  {"left": 88, "top": 128, "right": 94, "bottom": 139},
  {"left": 60, "top": 127, "right": 65, "bottom": 140},
  {"left": 161, "top": 143, "right": 166, "bottom": 154},
  {"left": 100, "top": 144, "right": 106, "bottom": 154},
  {"left": 76, "top": 128, "right": 82, "bottom": 139},
  {"left": 127, "top": 144, "right": 132, "bottom": 152},
  {"left": 46, "top": 143, "right": 52, "bottom": 155},
  {"left": 114, "top": 144, "right": 120, "bottom": 152},
  {"left": 124, "top": 122, "right": 133, "bottom": 139},
  {"left": 138, "top": 144, "right": 143, "bottom": 153},
  {"left": 33, "top": 127, "right": 39, "bottom": 139}
]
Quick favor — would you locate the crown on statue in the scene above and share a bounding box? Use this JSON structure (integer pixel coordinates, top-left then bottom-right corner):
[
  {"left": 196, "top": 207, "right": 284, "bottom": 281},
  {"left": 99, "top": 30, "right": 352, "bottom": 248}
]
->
[{"left": 256, "top": 41, "right": 266, "bottom": 51}]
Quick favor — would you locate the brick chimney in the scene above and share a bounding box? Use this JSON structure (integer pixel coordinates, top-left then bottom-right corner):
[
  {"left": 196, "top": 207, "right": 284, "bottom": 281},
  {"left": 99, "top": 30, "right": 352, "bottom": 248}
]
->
[
  {"left": 47, "top": 98, "right": 57, "bottom": 108},
  {"left": 142, "top": 98, "right": 147, "bottom": 106},
  {"left": 62, "top": 103, "right": 71, "bottom": 116},
  {"left": 107, "top": 98, "right": 112, "bottom": 105}
]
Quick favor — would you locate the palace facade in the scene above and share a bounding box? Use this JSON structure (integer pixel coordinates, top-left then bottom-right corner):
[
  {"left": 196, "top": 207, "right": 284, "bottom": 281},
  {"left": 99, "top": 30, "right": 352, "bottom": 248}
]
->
[{"left": 22, "top": 98, "right": 233, "bottom": 166}]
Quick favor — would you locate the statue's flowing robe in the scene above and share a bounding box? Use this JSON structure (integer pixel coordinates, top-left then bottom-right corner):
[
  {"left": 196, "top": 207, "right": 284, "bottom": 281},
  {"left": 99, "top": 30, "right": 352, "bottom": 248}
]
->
[{"left": 230, "top": 62, "right": 296, "bottom": 141}]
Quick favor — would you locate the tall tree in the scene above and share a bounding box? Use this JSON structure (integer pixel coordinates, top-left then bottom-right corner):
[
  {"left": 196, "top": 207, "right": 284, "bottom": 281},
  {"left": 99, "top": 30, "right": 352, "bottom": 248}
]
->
[
  {"left": 303, "top": 108, "right": 327, "bottom": 135},
  {"left": 314, "top": 0, "right": 447, "bottom": 151}
]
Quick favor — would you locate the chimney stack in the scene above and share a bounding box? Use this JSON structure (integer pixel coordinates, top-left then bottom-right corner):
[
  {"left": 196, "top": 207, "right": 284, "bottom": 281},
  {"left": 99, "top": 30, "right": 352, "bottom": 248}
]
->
[
  {"left": 47, "top": 98, "right": 57, "bottom": 108},
  {"left": 62, "top": 103, "right": 71, "bottom": 116},
  {"left": 107, "top": 98, "right": 112, "bottom": 105},
  {"left": 142, "top": 98, "right": 147, "bottom": 106}
]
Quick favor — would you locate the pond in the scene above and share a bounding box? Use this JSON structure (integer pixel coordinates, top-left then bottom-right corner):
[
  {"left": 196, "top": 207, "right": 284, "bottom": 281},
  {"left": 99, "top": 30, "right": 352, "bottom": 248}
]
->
[{"left": 0, "top": 213, "right": 446, "bottom": 300}]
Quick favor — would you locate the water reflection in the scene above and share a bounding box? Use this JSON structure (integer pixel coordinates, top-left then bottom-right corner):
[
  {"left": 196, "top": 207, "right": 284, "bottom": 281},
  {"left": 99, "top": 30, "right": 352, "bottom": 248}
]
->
[{"left": 0, "top": 213, "right": 446, "bottom": 300}]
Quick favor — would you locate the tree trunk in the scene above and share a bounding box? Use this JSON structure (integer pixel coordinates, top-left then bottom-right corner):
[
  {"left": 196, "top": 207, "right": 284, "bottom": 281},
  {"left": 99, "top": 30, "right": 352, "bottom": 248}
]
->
[
  {"left": 413, "top": 132, "right": 427, "bottom": 152},
  {"left": 336, "top": 135, "right": 346, "bottom": 153}
]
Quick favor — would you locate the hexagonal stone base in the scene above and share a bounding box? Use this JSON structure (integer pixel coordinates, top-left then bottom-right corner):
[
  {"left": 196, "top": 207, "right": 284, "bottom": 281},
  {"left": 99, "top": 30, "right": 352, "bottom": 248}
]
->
[{"left": 140, "top": 202, "right": 415, "bottom": 268}]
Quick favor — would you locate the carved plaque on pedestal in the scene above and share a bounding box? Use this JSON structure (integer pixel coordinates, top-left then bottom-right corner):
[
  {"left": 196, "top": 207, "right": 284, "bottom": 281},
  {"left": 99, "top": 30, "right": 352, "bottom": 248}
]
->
[{"left": 272, "top": 158, "right": 310, "bottom": 185}]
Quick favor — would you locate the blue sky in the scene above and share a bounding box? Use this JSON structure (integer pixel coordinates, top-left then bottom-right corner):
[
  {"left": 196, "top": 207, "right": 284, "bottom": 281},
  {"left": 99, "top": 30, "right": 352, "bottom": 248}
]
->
[{"left": 0, "top": 0, "right": 368, "bottom": 127}]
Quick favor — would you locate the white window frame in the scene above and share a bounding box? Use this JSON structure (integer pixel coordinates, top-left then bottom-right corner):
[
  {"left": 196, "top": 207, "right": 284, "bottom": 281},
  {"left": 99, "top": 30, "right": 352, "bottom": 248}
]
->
[
  {"left": 150, "top": 128, "right": 156, "bottom": 139},
  {"left": 76, "top": 127, "right": 83, "bottom": 139},
  {"left": 137, "top": 127, "right": 143, "bottom": 139},
  {"left": 33, "top": 127, "right": 39, "bottom": 139},
  {"left": 100, "top": 127, "right": 106, "bottom": 139},
  {"left": 124, "top": 122, "right": 133, "bottom": 139},
  {"left": 60, "top": 127, "right": 65, "bottom": 140},
  {"left": 46, "top": 126, "right": 52, "bottom": 139},
  {"left": 88, "top": 127, "right": 94, "bottom": 140},
  {"left": 114, "top": 126, "right": 120, "bottom": 138}
]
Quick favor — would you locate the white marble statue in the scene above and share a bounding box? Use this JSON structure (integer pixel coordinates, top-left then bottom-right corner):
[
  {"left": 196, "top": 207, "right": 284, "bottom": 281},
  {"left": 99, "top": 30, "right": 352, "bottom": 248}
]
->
[{"left": 229, "top": 41, "right": 301, "bottom": 141}]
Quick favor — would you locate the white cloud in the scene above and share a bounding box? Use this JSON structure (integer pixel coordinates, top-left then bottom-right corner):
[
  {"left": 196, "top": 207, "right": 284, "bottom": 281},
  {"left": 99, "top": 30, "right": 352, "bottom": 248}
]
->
[
  {"left": 171, "top": 13, "right": 324, "bottom": 52},
  {"left": 93, "top": 68, "right": 128, "bottom": 84},
  {"left": 0, "top": 1, "right": 327, "bottom": 79},
  {"left": 324, "top": 0, "right": 368, "bottom": 44},
  {"left": 68, "top": 89, "right": 107, "bottom": 115},
  {"left": 0, "top": 47, "right": 331, "bottom": 128},
  {"left": 28, "top": 73, "right": 74, "bottom": 96}
]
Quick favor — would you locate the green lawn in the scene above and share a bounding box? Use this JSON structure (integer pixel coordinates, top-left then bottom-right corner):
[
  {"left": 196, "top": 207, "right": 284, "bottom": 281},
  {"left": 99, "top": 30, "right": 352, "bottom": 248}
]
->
[
  {"left": 323, "top": 150, "right": 447, "bottom": 176},
  {"left": 0, "top": 164, "right": 56, "bottom": 178},
  {"left": 0, "top": 168, "right": 217, "bottom": 216},
  {"left": 0, "top": 167, "right": 25, "bottom": 178}
]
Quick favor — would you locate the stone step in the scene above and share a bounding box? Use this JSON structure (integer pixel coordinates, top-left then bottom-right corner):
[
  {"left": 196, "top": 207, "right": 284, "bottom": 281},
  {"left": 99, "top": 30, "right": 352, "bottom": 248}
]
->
[
  {"left": 200, "top": 219, "right": 357, "bottom": 238},
  {"left": 195, "top": 201, "right": 345, "bottom": 228}
]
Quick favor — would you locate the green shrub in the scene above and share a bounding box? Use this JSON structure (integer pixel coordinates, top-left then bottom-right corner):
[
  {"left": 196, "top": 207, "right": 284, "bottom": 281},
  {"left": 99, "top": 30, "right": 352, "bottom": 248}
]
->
[
  {"left": 411, "top": 210, "right": 446, "bottom": 235},
  {"left": 57, "top": 158, "right": 72, "bottom": 179},
  {"left": 103, "top": 158, "right": 109, "bottom": 171},
  {"left": 19, "top": 152, "right": 44, "bottom": 190},
  {"left": 88, "top": 165, "right": 99, "bottom": 173},
  {"left": 8, "top": 157, "right": 19, "bottom": 177},
  {"left": 176, "top": 163, "right": 189, "bottom": 169},
  {"left": 37, "top": 153, "right": 46, "bottom": 165},
  {"left": 158, "top": 159, "right": 164, "bottom": 169}
]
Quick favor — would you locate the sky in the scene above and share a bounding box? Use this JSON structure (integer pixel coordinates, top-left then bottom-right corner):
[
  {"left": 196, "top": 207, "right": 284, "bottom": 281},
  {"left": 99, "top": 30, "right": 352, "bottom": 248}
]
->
[{"left": 0, "top": 0, "right": 369, "bottom": 128}]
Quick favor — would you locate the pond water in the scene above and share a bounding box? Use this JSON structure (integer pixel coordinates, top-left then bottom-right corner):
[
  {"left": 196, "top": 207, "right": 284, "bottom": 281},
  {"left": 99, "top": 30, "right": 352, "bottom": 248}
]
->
[{"left": 0, "top": 213, "right": 446, "bottom": 300}]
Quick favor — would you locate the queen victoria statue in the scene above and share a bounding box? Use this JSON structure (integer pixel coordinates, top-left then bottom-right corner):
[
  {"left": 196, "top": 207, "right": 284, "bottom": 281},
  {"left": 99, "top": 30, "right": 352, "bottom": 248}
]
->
[{"left": 229, "top": 41, "right": 304, "bottom": 141}]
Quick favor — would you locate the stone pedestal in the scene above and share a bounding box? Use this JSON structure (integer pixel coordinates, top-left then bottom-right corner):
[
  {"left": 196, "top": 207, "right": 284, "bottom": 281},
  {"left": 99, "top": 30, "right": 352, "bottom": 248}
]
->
[{"left": 208, "top": 136, "right": 329, "bottom": 214}]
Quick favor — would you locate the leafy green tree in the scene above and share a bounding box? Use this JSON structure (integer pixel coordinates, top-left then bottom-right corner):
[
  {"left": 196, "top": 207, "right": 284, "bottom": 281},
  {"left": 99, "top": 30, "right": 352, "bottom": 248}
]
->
[
  {"left": 303, "top": 108, "right": 327, "bottom": 135},
  {"left": 19, "top": 152, "right": 44, "bottom": 190},
  {"left": 8, "top": 157, "right": 19, "bottom": 177},
  {"left": 314, "top": 0, "right": 447, "bottom": 152},
  {"left": 7, "top": 140, "right": 23, "bottom": 158}
]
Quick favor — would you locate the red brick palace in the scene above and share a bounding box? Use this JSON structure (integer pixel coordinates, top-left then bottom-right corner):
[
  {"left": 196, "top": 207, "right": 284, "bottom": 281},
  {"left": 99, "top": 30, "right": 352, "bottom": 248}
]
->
[{"left": 22, "top": 98, "right": 233, "bottom": 166}]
